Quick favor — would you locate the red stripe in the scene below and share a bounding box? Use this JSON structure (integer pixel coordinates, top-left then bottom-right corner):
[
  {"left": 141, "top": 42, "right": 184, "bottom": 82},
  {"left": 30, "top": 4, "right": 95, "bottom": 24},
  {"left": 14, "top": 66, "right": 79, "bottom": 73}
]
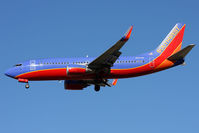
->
[{"left": 16, "top": 68, "right": 67, "bottom": 80}]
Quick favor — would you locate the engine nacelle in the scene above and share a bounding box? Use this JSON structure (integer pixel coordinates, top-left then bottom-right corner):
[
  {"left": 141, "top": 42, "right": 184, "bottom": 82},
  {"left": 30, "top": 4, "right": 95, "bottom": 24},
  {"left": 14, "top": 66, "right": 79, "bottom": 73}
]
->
[
  {"left": 64, "top": 80, "right": 88, "bottom": 90},
  {"left": 67, "top": 64, "right": 92, "bottom": 75}
]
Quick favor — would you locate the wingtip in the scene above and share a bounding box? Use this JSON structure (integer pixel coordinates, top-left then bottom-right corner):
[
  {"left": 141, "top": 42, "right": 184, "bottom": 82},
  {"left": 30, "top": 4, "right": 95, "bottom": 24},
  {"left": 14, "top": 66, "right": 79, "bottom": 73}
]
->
[{"left": 121, "top": 25, "right": 133, "bottom": 41}]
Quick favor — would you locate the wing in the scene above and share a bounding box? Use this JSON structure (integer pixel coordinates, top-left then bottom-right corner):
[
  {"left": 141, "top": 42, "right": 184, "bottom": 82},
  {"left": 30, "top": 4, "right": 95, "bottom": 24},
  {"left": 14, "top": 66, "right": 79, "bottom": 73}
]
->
[{"left": 88, "top": 25, "right": 133, "bottom": 70}]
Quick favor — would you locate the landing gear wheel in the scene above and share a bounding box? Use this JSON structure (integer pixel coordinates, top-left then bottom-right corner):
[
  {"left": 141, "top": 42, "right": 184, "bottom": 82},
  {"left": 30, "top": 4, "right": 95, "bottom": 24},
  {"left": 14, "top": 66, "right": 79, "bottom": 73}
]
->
[
  {"left": 94, "top": 85, "right": 100, "bottom": 92},
  {"left": 25, "top": 83, "right": 30, "bottom": 89}
]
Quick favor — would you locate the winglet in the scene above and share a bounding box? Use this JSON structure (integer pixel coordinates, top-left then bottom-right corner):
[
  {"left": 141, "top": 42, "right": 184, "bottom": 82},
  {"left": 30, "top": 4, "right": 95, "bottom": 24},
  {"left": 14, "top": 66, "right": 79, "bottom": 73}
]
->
[
  {"left": 121, "top": 25, "right": 133, "bottom": 41},
  {"left": 112, "top": 79, "right": 118, "bottom": 86}
]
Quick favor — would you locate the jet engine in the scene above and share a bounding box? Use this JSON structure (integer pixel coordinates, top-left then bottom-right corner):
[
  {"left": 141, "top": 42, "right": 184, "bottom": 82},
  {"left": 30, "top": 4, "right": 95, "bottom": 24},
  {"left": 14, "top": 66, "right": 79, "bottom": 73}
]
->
[
  {"left": 66, "top": 64, "right": 92, "bottom": 75},
  {"left": 64, "top": 80, "right": 88, "bottom": 90}
]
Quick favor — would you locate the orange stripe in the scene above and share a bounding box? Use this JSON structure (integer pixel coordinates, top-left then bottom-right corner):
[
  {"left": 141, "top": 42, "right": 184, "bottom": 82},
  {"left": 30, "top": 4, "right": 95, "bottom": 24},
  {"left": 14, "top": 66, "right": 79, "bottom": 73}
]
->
[{"left": 155, "top": 42, "right": 182, "bottom": 70}]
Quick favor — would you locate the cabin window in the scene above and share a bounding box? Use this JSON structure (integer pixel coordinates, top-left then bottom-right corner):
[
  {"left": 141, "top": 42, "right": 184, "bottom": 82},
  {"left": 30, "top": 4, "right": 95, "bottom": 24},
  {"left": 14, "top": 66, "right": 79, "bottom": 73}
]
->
[{"left": 15, "top": 64, "right": 22, "bottom": 67}]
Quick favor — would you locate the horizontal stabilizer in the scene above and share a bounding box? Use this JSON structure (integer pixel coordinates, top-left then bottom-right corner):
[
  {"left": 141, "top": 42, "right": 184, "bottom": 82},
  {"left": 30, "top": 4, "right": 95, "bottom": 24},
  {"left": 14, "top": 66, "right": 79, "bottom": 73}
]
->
[{"left": 167, "top": 44, "right": 195, "bottom": 61}]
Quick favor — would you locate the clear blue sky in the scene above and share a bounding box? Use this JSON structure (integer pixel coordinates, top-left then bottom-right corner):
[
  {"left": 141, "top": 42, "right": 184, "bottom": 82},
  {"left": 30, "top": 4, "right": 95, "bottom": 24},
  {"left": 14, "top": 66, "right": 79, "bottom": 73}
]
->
[{"left": 0, "top": 0, "right": 198, "bottom": 132}]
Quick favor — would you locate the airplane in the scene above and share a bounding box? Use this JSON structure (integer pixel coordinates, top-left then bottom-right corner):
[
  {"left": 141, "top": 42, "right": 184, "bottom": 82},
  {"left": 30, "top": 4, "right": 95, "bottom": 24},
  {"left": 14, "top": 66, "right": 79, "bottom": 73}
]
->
[{"left": 5, "top": 23, "right": 195, "bottom": 92}]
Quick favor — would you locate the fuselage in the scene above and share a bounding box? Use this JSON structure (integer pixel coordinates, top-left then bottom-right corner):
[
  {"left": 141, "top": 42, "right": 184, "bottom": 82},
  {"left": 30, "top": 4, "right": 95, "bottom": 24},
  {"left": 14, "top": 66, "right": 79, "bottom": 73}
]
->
[{"left": 4, "top": 50, "right": 181, "bottom": 81}]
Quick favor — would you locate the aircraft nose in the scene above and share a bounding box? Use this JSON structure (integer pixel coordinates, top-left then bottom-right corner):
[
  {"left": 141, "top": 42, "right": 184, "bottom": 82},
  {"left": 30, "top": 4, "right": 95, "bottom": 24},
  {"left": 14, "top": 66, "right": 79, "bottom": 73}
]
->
[{"left": 5, "top": 68, "right": 15, "bottom": 78}]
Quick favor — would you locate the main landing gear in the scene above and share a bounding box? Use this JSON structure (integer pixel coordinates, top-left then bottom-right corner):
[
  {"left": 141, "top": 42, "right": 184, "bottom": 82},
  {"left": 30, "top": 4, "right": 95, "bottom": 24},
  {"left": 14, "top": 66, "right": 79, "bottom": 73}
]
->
[{"left": 94, "top": 85, "right": 100, "bottom": 92}]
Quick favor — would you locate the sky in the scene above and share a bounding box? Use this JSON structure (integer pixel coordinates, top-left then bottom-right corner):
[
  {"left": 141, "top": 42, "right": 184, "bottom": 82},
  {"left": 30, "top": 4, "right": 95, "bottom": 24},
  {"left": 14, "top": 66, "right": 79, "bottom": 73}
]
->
[{"left": 0, "top": 0, "right": 199, "bottom": 132}]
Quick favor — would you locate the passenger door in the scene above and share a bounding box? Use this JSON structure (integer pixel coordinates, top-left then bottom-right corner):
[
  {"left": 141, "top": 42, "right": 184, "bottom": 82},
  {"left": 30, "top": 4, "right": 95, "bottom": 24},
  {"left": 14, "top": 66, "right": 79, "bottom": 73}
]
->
[
  {"left": 149, "top": 57, "right": 155, "bottom": 68},
  {"left": 30, "top": 60, "right": 36, "bottom": 71}
]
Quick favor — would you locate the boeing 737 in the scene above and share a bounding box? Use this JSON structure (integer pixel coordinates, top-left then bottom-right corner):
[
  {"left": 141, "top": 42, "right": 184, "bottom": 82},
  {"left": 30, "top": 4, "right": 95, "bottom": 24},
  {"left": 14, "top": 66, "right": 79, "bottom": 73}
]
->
[{"left": 5, "top": 23, "right": 195, "bottom": 91}]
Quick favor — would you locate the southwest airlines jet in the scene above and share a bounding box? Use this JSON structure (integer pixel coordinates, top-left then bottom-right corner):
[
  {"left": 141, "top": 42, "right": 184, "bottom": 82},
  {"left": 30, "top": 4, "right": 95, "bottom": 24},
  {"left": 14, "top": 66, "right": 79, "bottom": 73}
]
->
[{"left": 5, "top": 23, "right": 195, "bottom": 91}]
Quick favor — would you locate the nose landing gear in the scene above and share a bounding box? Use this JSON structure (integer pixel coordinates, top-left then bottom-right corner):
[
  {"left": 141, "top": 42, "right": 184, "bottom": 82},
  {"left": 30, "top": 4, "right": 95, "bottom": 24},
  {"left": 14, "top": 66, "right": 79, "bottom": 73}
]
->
[
  {"left": 25, "top": 83, "right": 30, "bottom": 89},
  {"left": 18, "top": 78, "right": 30, "bottom": 89}
]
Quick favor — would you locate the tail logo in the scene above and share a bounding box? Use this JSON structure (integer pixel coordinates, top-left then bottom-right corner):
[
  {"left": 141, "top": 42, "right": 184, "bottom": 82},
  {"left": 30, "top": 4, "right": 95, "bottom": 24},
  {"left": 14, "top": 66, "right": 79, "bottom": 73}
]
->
[{"left": 156, "top": 26, "right": 180, "bottom": 53}]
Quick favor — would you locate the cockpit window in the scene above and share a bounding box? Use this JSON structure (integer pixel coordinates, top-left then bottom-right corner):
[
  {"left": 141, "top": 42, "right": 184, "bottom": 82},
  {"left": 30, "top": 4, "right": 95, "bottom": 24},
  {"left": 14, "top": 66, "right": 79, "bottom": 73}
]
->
[{"left": 15, "top": 64, "right": 22, "bottom": 67}]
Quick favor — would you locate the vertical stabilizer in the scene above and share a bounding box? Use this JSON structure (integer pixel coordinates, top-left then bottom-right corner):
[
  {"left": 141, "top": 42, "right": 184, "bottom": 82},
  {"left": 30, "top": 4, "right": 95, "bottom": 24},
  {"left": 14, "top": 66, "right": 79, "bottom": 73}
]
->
[{"left": 155, "top": 23, "right": 185, "bottom": 57}]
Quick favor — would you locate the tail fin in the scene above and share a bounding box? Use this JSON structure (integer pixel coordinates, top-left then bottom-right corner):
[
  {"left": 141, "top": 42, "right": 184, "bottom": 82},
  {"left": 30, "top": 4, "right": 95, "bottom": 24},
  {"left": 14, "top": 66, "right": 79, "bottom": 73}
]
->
[
  {"left": 152, "top": 23, "right": 187, "bottom": 70},
  {"left": 155, "top": 23, "right": 186, "bottom": 57}
]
